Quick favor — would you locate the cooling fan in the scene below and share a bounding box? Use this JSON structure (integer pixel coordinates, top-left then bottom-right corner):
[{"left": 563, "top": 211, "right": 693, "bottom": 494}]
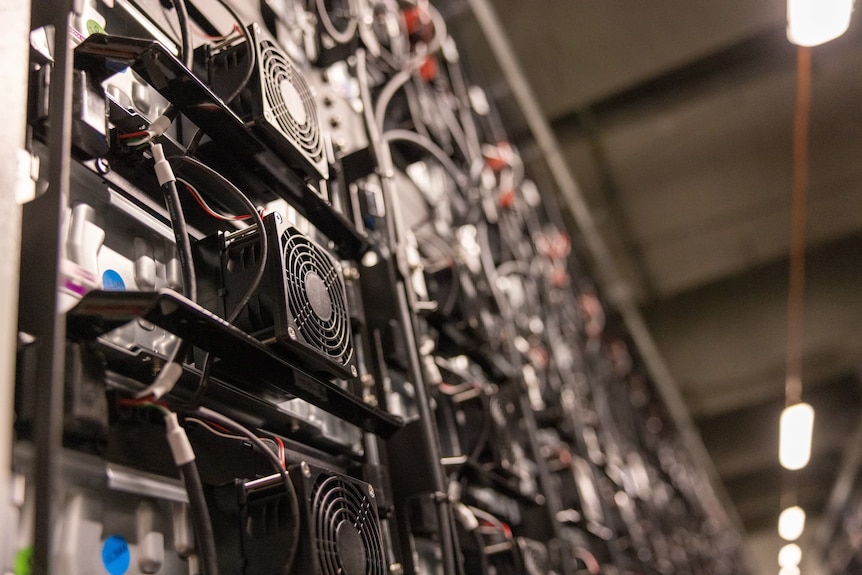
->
[
  {"left": 246, "top": 24, "right": 329, "bottom": 181},
  {"left": 291, "top": 464, "right": 387, "bottom": 575},
  {"left": 219, "top": 212, "right": 355, "bottom": 378},
  {"left": 516, "top": 538, "right": 552, "bottom": 575},
  {"left": 303, "top": 0, "right": 359, "bottom": 65}
]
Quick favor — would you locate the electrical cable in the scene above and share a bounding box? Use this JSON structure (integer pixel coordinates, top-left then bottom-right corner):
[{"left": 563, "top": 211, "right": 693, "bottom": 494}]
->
[
  {"left": 144, "top": 0, "right": 193, "bottom": 150},
  {"left": 169, "top": 155, "right": 268, "bottom": 407},
  {"left": 136, "top": 142, "right": 196, "bottom": 400},
  {"left": 467, "top": 394, "right": 493, "bottom": 464},
  {"left": 184, "top": 0, "right": 254, "bottom": 156},
  {"left": 213, "top": 0, "right": 255, "bottom": 105},
  {"left": 185, "top": 417, "right": 284, "bottom": 465},
  {"left": 162, "top": 410, "right": 218, "bottom": 575},
  {"left": 383, "top": 129, "right": 468, "bottom": 188},
  {"left": 173, "top": 0, "right": 194, "bottom": 69},
  {"left": 785, "top": 45, "right": 811, "bottom": 405},
  {"left": 374, "top": 68, "right": 412, "bottom": 133},
  {"left": 315, "top": 0, "right": 358, "bottom": 45},
  {"left": 161, "top": 177, "right": 197, "bottom": 301},
  {"left": 178, "top": 461, "right": 218, "bottom": 575},
  {"left": 178, "top": 177, "right": 251, "bottom": 221},
  {"left": 183, "top": 406, "right": 300, "bottom": 571}
]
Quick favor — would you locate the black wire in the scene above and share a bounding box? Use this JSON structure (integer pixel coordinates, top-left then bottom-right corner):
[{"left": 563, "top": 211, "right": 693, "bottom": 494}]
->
[
  {"left": 383, "top": 129, "right": 468, "bottom": 189},
  {"left": 161, "top": 179, "right": 197, "bottom": 302},
  {"left": 184, "top": 1, "right": 254, "bottom": 156},
  {"left": 187, "top": 406, "right": 300, "bottom": 572},
  {"left": 158, "top": 0, "right": 193, "bottom": 132},
  {"left": 214, "top": 0, "right": 255, "bottom": 105},
  {"left": 159, "top": 177, "right": 196, "bottom": 386},
  {"left": 169, "top": 155, "right": 268, "bottom": 407},
  {"left": 178, "top": 460, "right": 219, "bottom": 575},
  {"left": 173, "top": 0, "right": 194, "bottom": 69},
  {"left": 168, "top": 156, "right": 268, "bottom": 317}
]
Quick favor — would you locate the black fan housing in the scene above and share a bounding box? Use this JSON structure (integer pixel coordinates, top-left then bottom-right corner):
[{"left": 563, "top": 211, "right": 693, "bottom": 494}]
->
[
  {"left": 291, "top": 464, "right": 387, "bottom": 575},
  {"left": 246, "top": 24, "right": 329, "bottom": 181},
  {"left": 220, "top": 212, "right": 355, "bottom": 378},
  {"left": 303, "top": 0, "right": 359, "bottom": 65}
]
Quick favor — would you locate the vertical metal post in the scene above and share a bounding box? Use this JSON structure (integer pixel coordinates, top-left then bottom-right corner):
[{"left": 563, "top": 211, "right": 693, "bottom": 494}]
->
[
  {"left": 0, "top": 0, "right": 32, "bottom": 569},
  {"left": 18, "top": 1, "right": 80, "bottom": 572},
  {"left": 357, "top": 49, "right": 461, "bottom": 575}
]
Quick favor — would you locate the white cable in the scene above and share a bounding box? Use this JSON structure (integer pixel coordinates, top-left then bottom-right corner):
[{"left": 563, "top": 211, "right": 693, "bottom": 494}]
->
[
  {"left": 151, "top": 142, "right": 176, "bottom": 186},
  {"left": 136, "top": 361, "right": 184, "bottom": 400},
  {"left": 165, "top": 412, "right": 195, "bottom": 466}
]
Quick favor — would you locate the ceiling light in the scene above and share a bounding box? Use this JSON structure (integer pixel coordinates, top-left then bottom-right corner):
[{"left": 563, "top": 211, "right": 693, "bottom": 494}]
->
[
  {"left": 779, "top": 566, "right": 801, "bottom": 575},
  {"left": 787, "top": 0, "right": 854, "bottom": 46},
  {"left": 779, "top": 402, "right": 814, "bottom": 470},
  {"left": 778, "top": 506, "right": 806, "bottom": 541},
  {"left": 779, "top": 543, "right": 803, "bottom": 568}
]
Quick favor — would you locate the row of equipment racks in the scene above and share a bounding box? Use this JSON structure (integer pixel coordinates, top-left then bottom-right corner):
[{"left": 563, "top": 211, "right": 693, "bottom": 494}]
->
[{"left": 5, "top": 0, "right": 749, "bottom": 573}]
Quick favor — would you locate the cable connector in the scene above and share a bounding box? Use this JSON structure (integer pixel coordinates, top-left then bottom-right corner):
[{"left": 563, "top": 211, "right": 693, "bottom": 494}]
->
[
  {"left": 148, "top": 106, "right": 178, "bottom": 141},
  {"left": 151, "top": 143, "right": 176, "bottom": 187},
  {"left": 137, "top": 360, "right": 183, "bottom": 400},
  {"left": 165, "top": 412, "right": 195, "bottom": 466}
]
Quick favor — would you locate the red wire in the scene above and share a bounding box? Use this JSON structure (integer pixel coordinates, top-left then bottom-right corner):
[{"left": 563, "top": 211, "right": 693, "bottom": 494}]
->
[
  {"left": 180, "top": 181, "right": 251, "bottom": 221},
  {"left": 118, "top": 397, "right": 170, "bottom": 408},
  {"left": 274, "top": 437, "right": 286, "bottom": 469},
  {"left": 191, "top": 22, "right": 240, "bottom": 41},
  {"left": 119, "top": 131, "right": 150, "bottom": 139}
]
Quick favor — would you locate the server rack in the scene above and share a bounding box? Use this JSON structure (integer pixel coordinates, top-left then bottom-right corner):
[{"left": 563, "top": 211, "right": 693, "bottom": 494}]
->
[{"left": 6, "top": 1, "right": 750, "bottom": 574}]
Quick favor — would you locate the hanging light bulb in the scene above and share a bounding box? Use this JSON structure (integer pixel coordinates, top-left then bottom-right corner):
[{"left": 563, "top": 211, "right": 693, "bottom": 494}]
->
[
  {"left": 779, "top": 402, "right": 815, "bottom": 470},
  {"left": 778, "top": 543, "right": 803, "bottom": 568},
  {"left": 778, "top": 506, "right": 807, "bottom": 541},
  {"left": 788, "top": 0, "right": 854, "bottom": 46}
]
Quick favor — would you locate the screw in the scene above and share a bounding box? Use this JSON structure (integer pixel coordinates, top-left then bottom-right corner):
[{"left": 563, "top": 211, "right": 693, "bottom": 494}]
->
[
  {"left": 300, "top": 461, "right": 311, "bottom": 478},
  {"left": 350, "top": 365, "right": 358, "bottom": 377},
  {"left": 274, "top": 212, "right": 283, "bottom": 223},
  {"left": 287, "top": 326, "right": 297, "bottom": 339},
  {"left": 95, "top": 157, "right": 110, "bottom": 174},
  {"left": 367, "top": 484, "right": 375, "bottom": 498}
]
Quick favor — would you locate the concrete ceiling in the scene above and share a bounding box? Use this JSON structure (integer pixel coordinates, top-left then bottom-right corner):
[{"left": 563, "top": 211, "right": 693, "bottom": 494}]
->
[{"left": 444, "top": 1, "right": 862, "bottom": 572}]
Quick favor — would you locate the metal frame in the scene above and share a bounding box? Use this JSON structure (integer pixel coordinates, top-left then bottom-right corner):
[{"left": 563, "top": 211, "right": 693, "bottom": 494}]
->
[
  {"left": 463, "top": 0, "right": 753, "bottom": 568},
  {"left": 0, "top": 1, "right": 33, "bottom": 569},
  {"left": 17, "top": 1, "right": 79, "bottom": 573}
]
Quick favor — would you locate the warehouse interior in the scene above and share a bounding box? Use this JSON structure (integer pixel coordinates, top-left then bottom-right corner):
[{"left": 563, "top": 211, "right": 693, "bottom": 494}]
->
[
  {"left": 1, "top": 1, "right": 860, "bottom": 574},
  {"left": 441, "top": 1, "right": 862, "bottom": 573}
]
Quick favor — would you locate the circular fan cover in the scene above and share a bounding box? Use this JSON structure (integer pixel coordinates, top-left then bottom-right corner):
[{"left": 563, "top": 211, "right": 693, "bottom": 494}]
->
[
  {"left": 311, "top": 475, "right": 386, "bottom": 575},
  {"left": 259, "top": 39, "right": 325, "bottom": 164},
  {"left": 283, "top": 230, "right": 351, "bottom": 362},
  {"left": 521, "top": 540, "right": 550, "bottom": 575}
]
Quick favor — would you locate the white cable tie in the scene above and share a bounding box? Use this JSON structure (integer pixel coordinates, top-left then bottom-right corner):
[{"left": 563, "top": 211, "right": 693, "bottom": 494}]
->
[
  {"left": 165, "top": 412, "right": 195, "bottom": 466},
  {"left": 151, "top": 143, "right": 176, "bottom": 187},
  {"left": 136, "top": 361, "right": 183, "bottom": 400},
  {"left": 453, "top": 502, "right": 480, "bottom": 531},
  {"left": 148, "top": 112, "right": 173, "bottom": 140}
]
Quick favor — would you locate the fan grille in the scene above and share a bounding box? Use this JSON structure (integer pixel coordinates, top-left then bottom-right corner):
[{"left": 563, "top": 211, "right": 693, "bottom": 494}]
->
[
  {"left": 282, "top": 229, "right": 351, "bottom": 363},
  {"left": 259, "top": 38, "right": 326, "bottom": 170},
  {"left": 519, "top": 538, "right": 550, "bottom": 575},
  {"left": 311, "top": 474, "right": 386, "bottom": 575}
]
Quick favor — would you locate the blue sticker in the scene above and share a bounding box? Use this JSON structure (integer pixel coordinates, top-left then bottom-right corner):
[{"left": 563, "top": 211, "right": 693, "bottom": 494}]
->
[
  {"left": 102, "top": 270, "right": 126, "bottom": 291},
  {"left": 101, "top": 535, "right": 130, "bottom": 575}
]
